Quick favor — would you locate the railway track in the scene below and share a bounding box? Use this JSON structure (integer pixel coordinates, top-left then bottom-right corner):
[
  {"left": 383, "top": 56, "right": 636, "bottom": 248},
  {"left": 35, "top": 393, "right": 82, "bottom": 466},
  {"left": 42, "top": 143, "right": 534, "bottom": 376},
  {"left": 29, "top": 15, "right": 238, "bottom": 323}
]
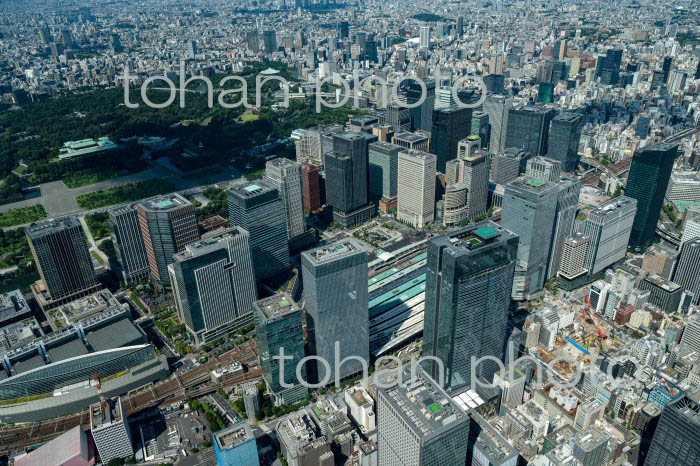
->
[{"left": 0, "top": 342, "right": 259, "bottom": 453}]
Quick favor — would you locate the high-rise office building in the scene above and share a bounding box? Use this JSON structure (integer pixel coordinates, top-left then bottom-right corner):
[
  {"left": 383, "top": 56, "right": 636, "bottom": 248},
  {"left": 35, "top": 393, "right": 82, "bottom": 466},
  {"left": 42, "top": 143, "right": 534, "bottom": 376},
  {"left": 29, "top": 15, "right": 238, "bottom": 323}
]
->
[
  {"left": 490, "top": 148, "right": 531, "bottom": 185},
  {"left": 136, "top": 194, "right": 199, "bottom": 283},
  {"left": 626, "top": 143, "right": 679, "bottom": 250},
  {"left": 419, "top": 26, "right": 430, "bottom": 49},
  {"left": 645, "top": 391, "right": 700, "bottom": 466},
  {"left": 254, "top": 292, "right": 308, "bottom": 405},
  {"left": 672, "top": 238, "right": 700, "bottom": 305},
  {"left": 168, "top": 228, "right": 257, "bottom": 346},
  {"left": 377, "top": 366, "right": 470, "bottom": 466},
  {"left": 397, "top": 149, "right": 437, "bottom": 228},
  {"left": 227, "top": 180, "right": 290, "bottom": 282},
  {"left": 484, "top": 95, "right": 513, "bottom": 154},
  {"left": 90, "top": 397, "right": 134, "bottom": 464},
  {"left": 26, "top": 217, "right": 100, "bottom": 309},
  {"left": 579, "top": 196, "right": 637, "bottom": 276},
  {"left": 559, "top": 233, "right": 590, "bottom": 280},
  {"left": 246, "top": 30, "right": 259, "bottom": 52},
  {"left": 300, "top": 162, "right": 321, "bottom": 213},
  {"left": 456, "top": 16, "right": 464, "bottom": 36},
  {"left": 442, "top": 183, "right": 469, "bottom": 226},
  {"left": 680, "top": 205, "right": 700, "bottom": 246},
  {"left": 423, "top": 222, "right": 518, "bottom": 391},
  {"left": 337, "top": 21, "right": 349, "bottom": 39},
  {"left": 301, "top": 239, "right": 368, "bottom": 382},
  {"left": 471, "top": 111, "right": 490, "bottom": 146},
  {"left": 451, "top": 144, "right": 490, "bottom": 219},
  {"left": 547, "top": 176, "right": 582, "bottom": 280},
  {"left": 265, "top": 158, "right": 306, "bottom": 239},
  {"left": 392, "top": 131, "right": 430, "bottom": 152},
  {"left": 406, "top": 79, "right": 435, "bottom": 132},
  {"left": 262, "top": 30, "right": 277, "bottom": 53},
  {"left": 430, "top": 106, "right": 472, "bottom": 172},
  {"left": 680, "top": 314, "right": 700, "bottom": 353},
  {"left": 526, "top": 156, "right": 562, "bottom": 182},
  {"left": 326, "top": 132, "right": 376, "bottom": 226},
  {"left": 368, "top": 141, "right": 401, "bottom": 200},
  {"left": 214, "top": 422, "right": 260, "bottom": 466},
  {"left": 38, "top": 24, "right": 52, "bottom": 44},
  {"left": 505, "top": 106, "right": 555, "bottom": 157},
  {"left": 385, "top": 104, "right": 411, "bottom": 132},
  {"left": 502, "top": 177, "right": 560, "bottom": 300},
  {"left": 108, "top": 205, "right": 149, "bottom": 284},
  {"left": 573, "top": 427, "right": 609, "bottom": 466},
  {"left": 186, "top": 40, "right": 197, "bottom": 59}
]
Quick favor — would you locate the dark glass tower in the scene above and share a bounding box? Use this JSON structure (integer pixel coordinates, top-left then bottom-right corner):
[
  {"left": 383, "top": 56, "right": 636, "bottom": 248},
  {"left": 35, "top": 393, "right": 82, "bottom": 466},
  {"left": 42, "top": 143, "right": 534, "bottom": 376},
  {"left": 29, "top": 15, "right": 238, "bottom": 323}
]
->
[
  {"left": 626, "top": 143, "right": 678, "bottom": 250},
  {"left": 422, "top": 221, "right": 518, "bottom": 392},
  {"left": 254, "top": 292, "right": 308, "bottom": 405},
  {"left": 430, "top": 106, "right": 472, "bottom": 172},
  {"left": 547, "top": 113, "right": 583, "bottom": 172},
  {"left": 645, "top": 392, "right": 700, "bottom": 466},
  {"left": 227, "top": 180, "right": 290, "bottom": 281},
  {"left": 406, "top": 79, "right": 435, "bottom": 132},
  {"left": 505, "top": 106, "right": 555, "bottom": 157}
]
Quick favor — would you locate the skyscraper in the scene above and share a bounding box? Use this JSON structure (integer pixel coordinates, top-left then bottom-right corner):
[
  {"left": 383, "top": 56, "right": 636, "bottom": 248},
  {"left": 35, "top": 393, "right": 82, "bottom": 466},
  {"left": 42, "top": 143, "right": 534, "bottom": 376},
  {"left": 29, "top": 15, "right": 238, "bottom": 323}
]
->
[
  {"left": 254, "top": 292, "right": 308, "bottom": 405},
  {"left": 108, "top": 205, "right": 149, "bottom": 284},
  {"left": 483, "top": 95, "right": 512, "bottom": 154},
  {"left": 214, "top": 422, "right": 260, "bottom": 466},
  {"left": 168, "top": 228, "right": 257, "bottom": 346},
  {"left": 673, "top": 238, "right": 700, "bottom": 305},
  {"left": 326, "top": 132, "right": 376, "bottom": 226},
  {"left": 579, "top": 196, "right": 637, "bottom": 276},
  {"left": 246, "top": 30, "right": 259, "bottom": 52},
  {"left": 377, "top": 366, "right": 470, "bottom": 466},
  {"left": 423, "top": 222, "right": 518, "bottom": 391},
  {"left": 26, "top": 217, "right": 100, "bottom": 309},
  {"left": 490, "top": 148, "right": 531, "bottom": 185},
  {"left": 645, "top": 391, "right": 700, "bottom": 466},
  {"left": 547, "top": 113, "right": 583, "bottom": 172},
  {"left": 547, "top": 176, "right": 582, "bottom": 280},
  {"left": 572, "top": 427, "right": 609, "bottom": 466},
  {"left": 90, "top": 397, "right": 134, "bottom": 464},
  {"left": 265, "top": 158, "right": 306, "bottom": 239},
  {"left": 558, "top": 233, "right": 590, "bottom": 281},
  {"left": 419, "top": 26, "right": 430, "bottom": 49},
  {"left": 502, "top": 177, "right": 560, "bottom": 300},
  {"left": 300, "top": 162, "right": 321, "bottom": 213},
  {"left": 337, "top": 21, "right": 349, "bottom": 39},
  {"left": 136, "top": 194, "right": 199, "bottom": 283},
  {"left": 262, "top": 30, "right": 277, "bottom": 53},
  {"left": 227, "top": 180, "right": 290, "bottom": 282},
  {"left": 430, "top": 106, "right": 472, "bottom": 172},
  {"left": 455, "top": 144, "right": 490, "bottom": 219},
  {"left": 301, "top": 239, "right": 368, "bottom": 382},
  {"left": 397, "top": 149, "right": 437, "bottom": 228},
  {"left": 526, "top": 156, "right": 562, "bottom": 182},
  {"left": 406, "top": 78, "right": 435, "bottom": 132},
  {"left": 505, "top": 106, "right": 555, "bottom": 157},
  {"left": 368, "top": 141, "right": 401, "bottom": 200},
  {"left": 626, "top": 143, "right": 679, "bottom": 250},
  {"left": 186, "top": 40, "right": 197, "bottom": 59}
]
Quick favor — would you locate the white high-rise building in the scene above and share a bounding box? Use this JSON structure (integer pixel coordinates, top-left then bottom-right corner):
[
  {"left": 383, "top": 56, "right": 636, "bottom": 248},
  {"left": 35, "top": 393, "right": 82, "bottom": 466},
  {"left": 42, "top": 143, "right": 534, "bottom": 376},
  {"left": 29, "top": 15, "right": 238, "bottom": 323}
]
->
[
  {"left": 680, "top": 205, "right": 700, "bottom": 246},
  {"left": 90, "top": 397, "right": 133, "bottom": 464},
  {"left": 397, "top": 149, "right": 436, "bottom": 228},
  {"left": 419, "top": 26, "right": 430, "bottom": 49},
  {"left": 265, "top": 158, "right": 306, "bottom": 239},
  {"left": 450, "top": 144, "right": 490, "bottom": 220},
  {"left": 526, "top": 156, "right": 562, "bottom": 182},
  {"left": 559, "top": 233, "right": 590, "bottom": 280}
]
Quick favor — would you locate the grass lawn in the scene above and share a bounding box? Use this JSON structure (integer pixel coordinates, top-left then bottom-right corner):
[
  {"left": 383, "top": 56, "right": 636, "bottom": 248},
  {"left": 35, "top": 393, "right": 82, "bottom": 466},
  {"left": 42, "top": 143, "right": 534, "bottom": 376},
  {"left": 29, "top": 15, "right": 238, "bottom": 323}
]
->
[
  {"left": 13, "top": 165, "right": 28, "bottom": 175},
  {"left": 238, "top": 113, "right": 260, "bottom": 123},
  {"left": 64, "top": 168, "right": 123, "bottom": 189},
  {"left": 75, "top": 179, "right": 176, "bottom": 209},
  {"left": 0, "top": 205, "right": 47, "bottom": 228}
]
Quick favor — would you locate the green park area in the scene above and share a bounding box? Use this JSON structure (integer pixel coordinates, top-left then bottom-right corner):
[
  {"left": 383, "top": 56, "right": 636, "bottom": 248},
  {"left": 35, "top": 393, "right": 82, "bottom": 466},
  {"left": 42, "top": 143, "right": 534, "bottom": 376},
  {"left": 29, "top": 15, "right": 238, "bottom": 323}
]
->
[{"left": 76, "top": 180, "right": 176, "bottom": 209}]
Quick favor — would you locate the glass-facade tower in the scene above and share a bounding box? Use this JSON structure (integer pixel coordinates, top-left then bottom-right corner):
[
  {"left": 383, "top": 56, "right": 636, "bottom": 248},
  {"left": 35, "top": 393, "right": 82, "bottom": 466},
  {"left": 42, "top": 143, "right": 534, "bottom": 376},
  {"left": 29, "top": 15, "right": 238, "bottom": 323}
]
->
[{"left": 422, "top": 221, "right": 518, "bottom": 392}]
